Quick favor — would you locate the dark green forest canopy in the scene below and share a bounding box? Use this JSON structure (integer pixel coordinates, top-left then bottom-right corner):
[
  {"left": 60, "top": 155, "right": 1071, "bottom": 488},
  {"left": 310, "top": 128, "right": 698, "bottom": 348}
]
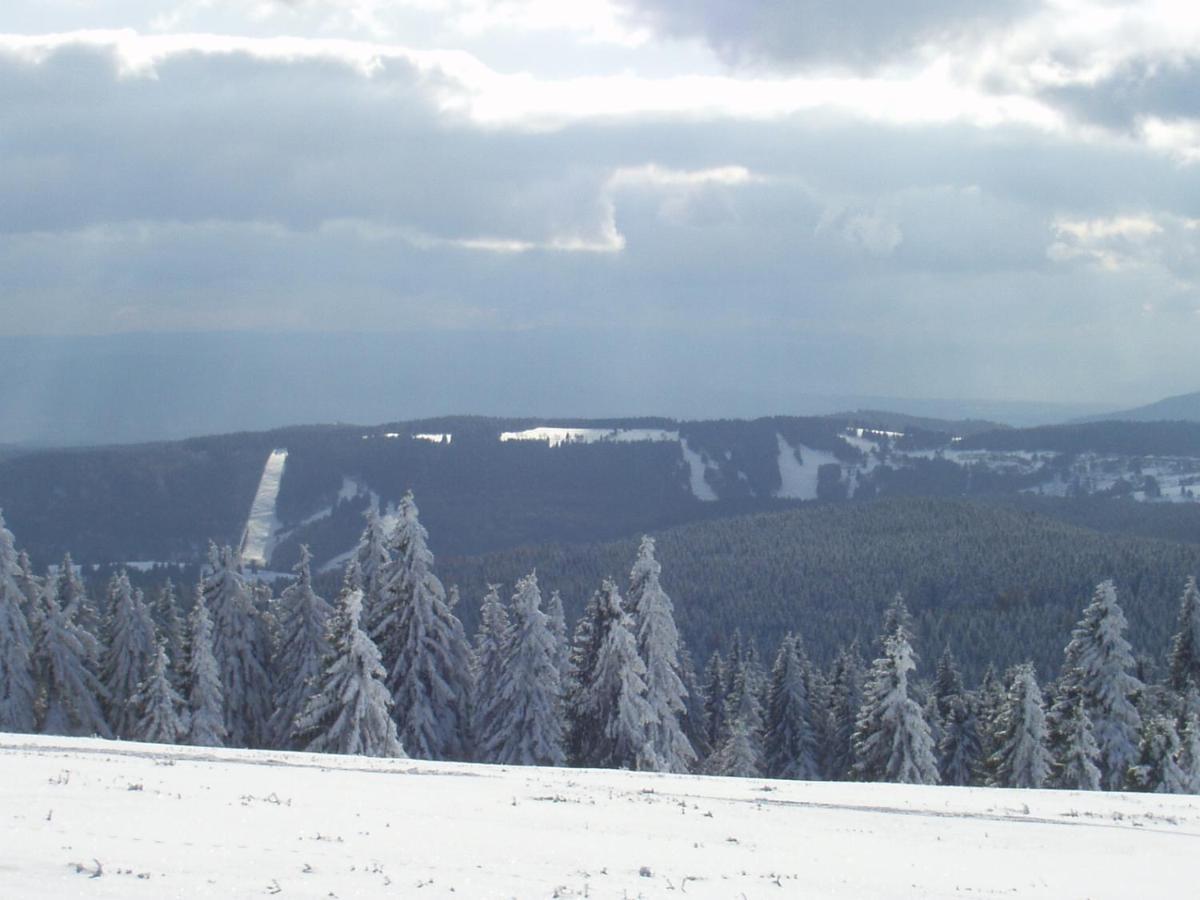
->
[{"left": 438, "top": 497, "right": 1200, "bottom": 684}]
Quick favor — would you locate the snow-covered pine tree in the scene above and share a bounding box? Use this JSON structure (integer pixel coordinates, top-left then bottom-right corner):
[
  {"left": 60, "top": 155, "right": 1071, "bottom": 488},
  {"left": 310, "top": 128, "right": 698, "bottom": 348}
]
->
[
  {"left": 102, "top": 573, "right": 158, "bottom": 738},
  {"left": 938, "top": 693, "right": 982, "bottom": 786},
  {"left": 763, "top": 633, "right": 820, "bottom": 780},
  {"left": 581, "top": 578, "right": 657, "bottom": 770},
  {"left": 676, "top": 637, "right": 710, "bottom": 762},
  {"left": 134, "top": 641, "right": 188, "bottom": 744},
  {"left": 989, "top": 663, "right": 1052, "bottom": 789},
  {"left": 1066, "top": 580, "right": 1143, "bottom": 789},
  {"left": 294, "top": 582, "right": 404, "bottom": 758},
  {"left": 853, "top": 627, "right": 939, "bottom": 785},
  {"left": 974, "top": 664, "right": 1007, "bottom": 783},
  {"left": 628, "top": 536, "right": 695, "bottom": 773},
  {"left": 471, "top": 583, "right": 510, "bottom": 762},
  {"left": 1177, "top": 709, "right": 1200, "bottom": 794},
  {"left": 564, "top": 588, "right": 609, "bottom": 766},
  {"left": 203, "top": 544, "right": 274, "bottom": 748},
  {"left": 1169, "top": 576, "right": 1200, "bottom": 696},
  {"left": 701, "top": 650, "right": 727, "bottom": 758},
  {"left": 1053, "top": 689, "right": 1102, "bottom": 791},
  {"left": 185, "top": 590, "right": 226, "bottom": 748},
  {"left": 371, "top": 491, "right": 472, "bottom": 760},
  {"left": 152, "top": 579, "right": 185, "bottom": 683},
  {"left": 0, "top": 509, "right": 36, "bottom": 733},
  {"left": 711, "top": 662, "right": 764, "bottom": 778},
  {"left": 15, "top": 550, "right": 41, "bottom": 623},
  {"left": 545, "top": 589, "right": 570, "bottom": 689},
  {"left": 1127, "top": 715, "right": 1188, "bottom": 793},
  {"left": 54, "top": 554, "right": 101, "bottom": 670},
  {"left": 826, "top": 642, "right": 865, "bottom": 780},
  {"left": 480, "top": 573, "right": 565, "bottom": 766},
  {"left": 268, "top": 546, "right": 332, "bottom": 748},
  {"left": 354, "top": 505, "right": 392, "bottom": 623},
  {"left": 33, "top": 581, "right": 110, "bottom": 737}
]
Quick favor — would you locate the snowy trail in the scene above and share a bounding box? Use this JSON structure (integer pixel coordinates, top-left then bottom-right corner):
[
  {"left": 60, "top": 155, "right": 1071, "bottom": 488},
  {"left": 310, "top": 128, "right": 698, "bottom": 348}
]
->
[
  {"left": 3, "top": 734, "right": 1199, "bottom": 899},
  {"left": 240, "top": 449, "right": 288, "bottom": 567}
]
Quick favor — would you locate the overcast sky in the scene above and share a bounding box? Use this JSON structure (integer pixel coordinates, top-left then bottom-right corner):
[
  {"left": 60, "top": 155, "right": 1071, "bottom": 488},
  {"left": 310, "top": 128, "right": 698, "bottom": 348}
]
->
[{"left": 3, "top": 1, "right": 1199, "bottom": 427}]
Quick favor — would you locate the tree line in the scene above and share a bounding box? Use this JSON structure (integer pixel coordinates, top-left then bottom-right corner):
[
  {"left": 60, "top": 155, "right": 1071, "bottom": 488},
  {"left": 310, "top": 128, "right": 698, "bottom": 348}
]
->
[{"left": 1, "top": 500, "right": 1198, "bottom": 794}]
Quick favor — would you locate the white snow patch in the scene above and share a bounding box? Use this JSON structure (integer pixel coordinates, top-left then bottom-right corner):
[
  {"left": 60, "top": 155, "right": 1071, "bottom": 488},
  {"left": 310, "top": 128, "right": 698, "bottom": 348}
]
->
[
  {"left": 774, "top": 435, "right": 842, "bottom": 501},
  {"left": 413, "top": 433, "right": 452, "bottom": 444},
  {"left": 500, "top": 426, "right": 679, "bottom": 447},
  {"left": 680, "top": 438, "right": 718, "bottom": 501},
  {"left": 1, "top": 733, "right": 1196, "bottom": 900},
  {"left": 241, "top": 449, "right": 288, "bottom": 568}
]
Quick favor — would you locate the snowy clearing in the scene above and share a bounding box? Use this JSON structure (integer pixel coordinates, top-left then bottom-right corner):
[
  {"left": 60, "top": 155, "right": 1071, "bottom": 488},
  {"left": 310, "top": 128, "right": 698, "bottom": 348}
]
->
[
  {"left": 240, "top": 450, "right": 288, "bottom": 567},
  {"left": 1, "top": 734, "right": 1197, "bottom": 899},
  {"left": 774, "top": 436, "right": 841, "bottom": 501},
  {"left": 500, "top": 427, "right": 679, "bottom": 448}
]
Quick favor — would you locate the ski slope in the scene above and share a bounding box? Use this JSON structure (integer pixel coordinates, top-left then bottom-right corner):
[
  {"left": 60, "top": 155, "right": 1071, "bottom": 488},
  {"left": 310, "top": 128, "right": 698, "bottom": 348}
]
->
[{"left": 2, "top": 735, "right": 1197, "bottom": 899}]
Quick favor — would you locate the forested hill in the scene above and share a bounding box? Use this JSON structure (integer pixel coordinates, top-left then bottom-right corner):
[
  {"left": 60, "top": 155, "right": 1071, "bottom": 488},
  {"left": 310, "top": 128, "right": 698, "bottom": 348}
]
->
[
  {"left": 5, "top": 413, "right": 1200, "bottom": 570},
  {"left": 437, "top": 498, "right": 1200, "bottom": 683}
]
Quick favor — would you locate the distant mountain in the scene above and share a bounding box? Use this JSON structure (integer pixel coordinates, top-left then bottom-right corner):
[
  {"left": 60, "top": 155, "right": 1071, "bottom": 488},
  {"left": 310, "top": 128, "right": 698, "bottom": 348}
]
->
[{"left": 1074, "top": 391, "right": 1200, "bottom": 424}]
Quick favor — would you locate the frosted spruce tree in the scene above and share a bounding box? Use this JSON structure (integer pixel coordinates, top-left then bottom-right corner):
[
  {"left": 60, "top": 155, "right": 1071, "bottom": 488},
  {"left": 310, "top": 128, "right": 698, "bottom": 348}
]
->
[
  {"left": 372, "top": 492, "right": 472, "bottom": 760},
  {"left": 479, "top": 573, "right": 565, "bottom": 766},
  {"left": 34, "top": 582, "right": 110, "bottom": 737},
  {"left": 712, "top": 662, "right": 764, "bottom": 778},
  {"left": 471, "top": 583, "right": 510, "bottom": 761},
  {"left": 853, "top": 627, "right": 938, "bottom": 785},
  {"left": 826, "top": 642, "right": 865, "bottom": 780},
  {"left": 0, "top": 509, "right": 36, "bottom": 733},
  {"left": 185, "top": 591, "right": 226, "bottom": 747},
  {"left": 102, "top": 573, "right": 158, "bottom": 738},
  {"left": 1066, "top": 580, "right": 1143, "bottom": 789},
  {"left": 1169, "top": 576, "right": 1200, "bottom": 696},
  {"left": 938, "top": 694, "right": 982, "bottom": 786},
  {"left": 677, "top": 637, "right": 710, "bottom": 761},
  {"left": 989, "top": 663, "right": 1052, "bottom": 789},
  {"left": 1046, "top": 672, "right": 1102, "bottom": 791},
  {"left": 15, "top": 550, "right": 41, "bottom": 622},
  {"left": 701, "top": 651, "right": 727, "bottom": 757},
  {"left": 152, "top": 579, "right": 185, "bottom": 683},
  {"left": 294, "top": 582, "right": 404, "bottom": 758},
  {"left": 545, "top": 589, "right": 570, "bottom": 690},
  {"left": 54, "top": 554, "right": 101, "bottom": 671},
  {"left": 269, "top": 546, "right": 332, "bottom": 747},
  {"left": 565, "top": 588, "right": 611, "bottom": 765},
  {"left": 134, "top": 641, "right": 188, "bottom": 744},
  {"left": 354, "top": 505, "right": 392, "bottom": 623},
  {"left": 580, "top": 578, "right": 657, "bottom": 770},
  {"left": 763, "top": 633, "right": 820, "bottom": 780},
  {"left": 1177, "top": 711, "right": 1200, "bottom": 794},
  {"left": 1128, "top": 716, "right": 1188, "bottom": 794},
  {"left": 203, "top": 544, "right": 274, "bottom": 748},
  {"left": 628, "top": 537, "right": 695, "bottom": 773}
]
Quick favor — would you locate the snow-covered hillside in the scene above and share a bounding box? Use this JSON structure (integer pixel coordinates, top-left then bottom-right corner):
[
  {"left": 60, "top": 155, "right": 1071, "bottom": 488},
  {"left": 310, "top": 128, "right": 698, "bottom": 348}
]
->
[{"left": 2, "top": 734, "right": 1196, "bottom": 899}]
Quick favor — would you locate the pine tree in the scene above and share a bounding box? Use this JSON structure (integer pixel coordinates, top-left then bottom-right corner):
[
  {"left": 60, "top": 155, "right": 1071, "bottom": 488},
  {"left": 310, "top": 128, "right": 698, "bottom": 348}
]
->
[
  {"left": 1047, "top": 676, "right": 1101, "bottom": 791},
  {"left": 269, "top": 547, "right": 332, "bottom": 748},
  {"left": 1168, "top": 576, "right": 1200, "bottom": 695},
  {"left": 353, "top": 505, "right": 391, "bottom": 623},
  {"left": 480, "top": 573, "right": 565, "bottom": 766},
  {"left": 701, "top": 651, "right": 727, "bottom": 758},
  {"left": 1066, "top": 580, "right": 1143, "bottom": 789},
  {"left": 472, "top": 583, "right": 510, "bottom": 762},
  {"left": 989, "top": 663, "right": 1052, "bottom": 789},
  {"left": 203, "top": 544, "right": 274, "bottom": 748},
  {"left": 0, "top": 510, "right": 36, "bottom": 733},
  {"left": 853, "top": 628, "right": 938, "bottom": 785},
  {"left": 580, "top": 578, "right": 657, "bottom": 770},
  {"left": 33, "top": 582, "right": 110, "bottom": 737},
  {"left": 134, "top": 641, "right": 188, "bottom": 744},
  {"left": 152, "top": 579, "right": 185, "bottom": 683},
  {"left": 371, "top": 491, "right": 472, "bottom": 760},
  {"left": 294, "top": 583, "right": 404, "bottom": 758},
  {"left": 55, "top": 554, "right": 101, "bottom": 671},
  {"left": 185, "top": 591, "right": 226, "bottom": 748},
  {"left": 938, "top": 693, "right": 982, "bottom": 786},
  {"left": 628, "top": 537, "right": 695, "bottom": 773},
  {"left": 711, "top": 658, "right": 764, "bottom": 777},
  {"left": 565, "top": 588, "right": 612, "bottom": 766},
  {"left": 676, "top": 637, "right": 710, "bottom": 763},
  {"left": 15, "top": 550, "right": 41, "bottom": 623},
  {"left": 1176, "top": 710, "right": 1200, "bottom": 794},
  {"left": 545, "top": 589, "right": 570, "bottom": 691},
  {"left": 1128, "top": 715, "right": 1188, "bottom": 793},
  {"left": 102, "top": 573, "right": 157, "bottom": 738},
  {"left": 763, "top": 633, "right": 820, "bottom": 780},
  {"left": 975, "top": 664, "right": 1008, "bottom": 784},
  {"left": 826, "top": 642, "right": 865, "bottom": 780}
]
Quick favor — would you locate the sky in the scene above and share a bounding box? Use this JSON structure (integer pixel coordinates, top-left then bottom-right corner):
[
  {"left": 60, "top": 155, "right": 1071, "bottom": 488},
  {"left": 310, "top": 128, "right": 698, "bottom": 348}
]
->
[{"left": 2, "top": 1, "right": 1200, "bottom": 438}]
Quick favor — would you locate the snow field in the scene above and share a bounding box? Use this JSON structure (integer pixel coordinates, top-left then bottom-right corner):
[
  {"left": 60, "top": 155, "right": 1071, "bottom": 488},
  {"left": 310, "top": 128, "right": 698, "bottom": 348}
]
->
[
  {"left": 2, "top": 733, "right": 1198, "bottom": 899},
  {"left": 240, "top": 450, "right": 289, "bottom": 567}
]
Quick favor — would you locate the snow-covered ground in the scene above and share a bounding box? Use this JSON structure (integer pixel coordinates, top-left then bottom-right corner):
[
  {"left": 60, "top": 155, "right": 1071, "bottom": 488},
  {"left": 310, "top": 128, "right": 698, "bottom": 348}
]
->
[
  {"left": 240, "top": 450, "right": 288, "bottom": 567},
  {"left": 500, "top": 427, "right": 679, "bottom": 448},
  {"left": 774, "top": 435, "right": 841, "bottom": 501},
  {"left": 2, "top": 734, "right": 1196, "bottom": 899}
]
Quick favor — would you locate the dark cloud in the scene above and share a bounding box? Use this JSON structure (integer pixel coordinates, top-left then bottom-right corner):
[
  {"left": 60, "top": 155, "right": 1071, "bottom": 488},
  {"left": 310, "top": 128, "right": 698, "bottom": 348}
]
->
[
  {"left": 1042, "top": 57, "right": 1200, "bottom": 130},
  {"left": 616, "top": 0, "right": 1038, "bottom": 70}
]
